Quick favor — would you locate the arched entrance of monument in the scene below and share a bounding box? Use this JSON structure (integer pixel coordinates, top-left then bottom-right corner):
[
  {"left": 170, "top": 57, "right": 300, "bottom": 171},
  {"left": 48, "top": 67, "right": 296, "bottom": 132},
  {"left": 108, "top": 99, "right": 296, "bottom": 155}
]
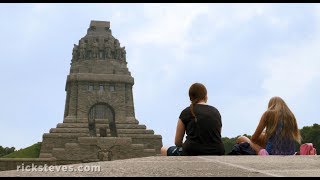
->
[{"left": 88, "top": 103, "right": 118, "bottom": 137}]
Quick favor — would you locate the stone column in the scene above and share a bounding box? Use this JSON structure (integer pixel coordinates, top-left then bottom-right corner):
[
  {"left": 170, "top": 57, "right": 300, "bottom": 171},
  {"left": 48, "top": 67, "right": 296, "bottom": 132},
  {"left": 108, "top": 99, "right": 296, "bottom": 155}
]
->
[
  {"left": 63, "top": 82, "right": 71, "bottom": 118},
  {"left": 66, "top": 80, "right": 78, "bottom": 117},
  {"left": 125, "top": 83, "right": 135, "bottom": 117}
]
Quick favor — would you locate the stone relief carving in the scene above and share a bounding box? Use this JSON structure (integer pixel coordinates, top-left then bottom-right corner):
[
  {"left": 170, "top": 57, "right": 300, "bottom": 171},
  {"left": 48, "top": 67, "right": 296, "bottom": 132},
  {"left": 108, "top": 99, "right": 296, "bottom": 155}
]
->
[
  {"left": 105, "top": 26, "right": 112, "bottom": 34},
  {"left": 114, "top": 39, "right": 120, "bottom": 48},
  {"left": 75, "top": 36, "right": 126, "bottom": 61},
  {"left": 104, "top": 40, "right": 112, "bottom": 59},
  {"left": 92, "top": 40, "right": 99, "bottom": 59},
  {"left": 114, "top": 47, "right": 121, "bottom": 60},
  {"left": 120, "top": 47, "right": 126, "bottom": 61},
  {"left": 97, "top": 145, "right": 121, "bottom": 161},
  {"left": 98, "top": 148, "right": 110, "bottom": 161},
  {"left": 79, "top": 40, "right": 86, "bottom": 60},
  {"left": 89, "top": 26, "right": 96, "bottom": 31},
  {"left": 72, "top": 44, "right": 78, "bottom": 61}
]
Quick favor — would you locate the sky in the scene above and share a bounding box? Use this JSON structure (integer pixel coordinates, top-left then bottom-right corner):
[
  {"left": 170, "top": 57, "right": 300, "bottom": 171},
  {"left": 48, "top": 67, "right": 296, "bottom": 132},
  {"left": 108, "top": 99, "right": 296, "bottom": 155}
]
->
[{"left": 0, "top": 3, "right": 319, "bottom": 149}]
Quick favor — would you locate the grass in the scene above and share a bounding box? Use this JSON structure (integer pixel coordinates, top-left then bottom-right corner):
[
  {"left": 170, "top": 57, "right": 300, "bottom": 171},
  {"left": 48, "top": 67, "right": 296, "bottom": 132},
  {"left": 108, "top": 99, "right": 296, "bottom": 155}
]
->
[{"left": 1, "top": 142, "right": 41, "bottom": 158}]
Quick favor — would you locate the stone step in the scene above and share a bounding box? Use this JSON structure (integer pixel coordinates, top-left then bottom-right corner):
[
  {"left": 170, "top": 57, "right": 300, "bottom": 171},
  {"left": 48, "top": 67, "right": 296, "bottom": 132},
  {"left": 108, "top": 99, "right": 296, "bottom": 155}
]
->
[
  {"left": 78, "top": 137, "right": 99, "bottom": 144},
  {"left": 143, "top": 149, "right": 156, "bottom": 153},
  {"left": 116, "top": 124, "right": 146, "bottom": 129},
  {"left": 50, "top": 128, "right": 152, "bottom": 134},
  {"left": 92, "top": 119, "right": 107, "bottom": 124},
  {"left": 65, "top": 143, "right": 80, "bottom": 149},
  {"left": 52, "top": 148, "right": 65, "bottom": 152},
  {"left": 93, "top": 131, "right": 154, "bottom": 137},
  {"left": 57, "top": 123, "right": 146, "bottom": 129},
  {"left": 131, "top": 144, "right": 144, "bottom": 149},
  {"left": 96, "top": 123, "right": 146, "bottom": 129},
  {"left": 63, "top": 118, "right": 87, "bottom": 123},
  {"left": 57, "top": 123, "right": 88, "bottom": 128},
  {"left": 78, "top": 137, "right": 133, "bottom": 145},
  {"left": 39, "top": 153, "right": 53, "bottom": 158},
  {"left": 109, "top": 129, "right": 154, "bottom": 134},
  {"left": 43, "top": 133, "right": 160, "bottom": 139},
  {"left": 118, "top": 134, "right": 162, "bottom": 139},
  {"left": 142, "top": 149, "right": 157, "bottom": 156},
  {"left": 43, "top": 133, "right": 89, "bottom": 138},
  {"left": 109, "top": 124, "right": 147, "bottom": 129},
  {"left": 50, "top": 128, "right": 89, "bottom": 133},
  {"left": 63, "top": 118, "right": 141, "bottom": 124},
  {"left": 62, "top": 118, "right": 110, "bottom": 124}
]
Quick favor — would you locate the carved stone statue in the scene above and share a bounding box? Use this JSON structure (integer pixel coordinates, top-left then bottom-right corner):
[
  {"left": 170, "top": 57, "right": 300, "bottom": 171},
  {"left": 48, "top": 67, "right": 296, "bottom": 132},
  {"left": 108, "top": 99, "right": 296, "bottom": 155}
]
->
[
  {"left": 105, "top": 27, "right": 112, "bottom": 34},
  {"left": 92, "top": 40, "right": 99, "bottom": 59},
  {"left": 104, "top": 40, "right": 112, "bottom": 59},
  {"left": 98, "top": 148, "right": 110, "bottom": 161},
  {"left": 114, "top": 39, "right": 120, "bottom": 48},
  {"left": 113, "top": 47, "right": 120, "bottom": 60},
  {"left": 107, "top": 36, "right": 114, "bottom": 46},
  {"left": 99, "top": 127, "right": 107, "bottom": 137},
  {"left": 72, "top": 44, "right": 78, "bottom": 61},
  {"left": 79, "top": 40, "right": 86, "bottom": 60},
  {"left": 89, "top": 26, "right": 96, "bottom": 32},
  {"left": 120, "top": 47, "right": 126, "bottom": 61}
]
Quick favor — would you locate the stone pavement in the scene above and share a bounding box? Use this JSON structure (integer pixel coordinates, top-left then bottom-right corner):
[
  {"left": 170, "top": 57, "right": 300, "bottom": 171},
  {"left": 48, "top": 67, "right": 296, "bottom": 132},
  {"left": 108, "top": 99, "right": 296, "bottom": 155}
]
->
[{"left": 0, "top": 155, "right": 319, "bottom": 177}]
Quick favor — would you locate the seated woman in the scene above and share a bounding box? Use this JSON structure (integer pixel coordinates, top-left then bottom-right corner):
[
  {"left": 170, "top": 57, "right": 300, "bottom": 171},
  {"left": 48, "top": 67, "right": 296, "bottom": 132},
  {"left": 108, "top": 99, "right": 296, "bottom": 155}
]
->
[
  {"left": 237, "top": 96, "right": 301, "bottom": 155},
  {"left": 160, "top": 83, "right": 225, "bottom": 156}
]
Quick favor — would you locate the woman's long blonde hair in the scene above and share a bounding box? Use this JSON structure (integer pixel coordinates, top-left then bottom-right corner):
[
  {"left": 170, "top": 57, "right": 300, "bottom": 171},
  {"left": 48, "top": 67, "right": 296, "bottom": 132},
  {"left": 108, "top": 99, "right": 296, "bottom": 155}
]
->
[{"left": 263, "top": 96, "right": 301, "bottom": 144}]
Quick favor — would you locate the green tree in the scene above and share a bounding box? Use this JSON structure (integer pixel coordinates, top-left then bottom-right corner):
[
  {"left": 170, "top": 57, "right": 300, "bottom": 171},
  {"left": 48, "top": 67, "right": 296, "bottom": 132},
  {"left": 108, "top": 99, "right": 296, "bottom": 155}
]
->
[
  {"left": 222, "top": 135, "right": 246, "bottom": 154},
  {"left": 0, "top": 146, "right": 15, "bottom": 157},
  {"left": 300, "top": 123, "right": 320, "bottom": 151}
]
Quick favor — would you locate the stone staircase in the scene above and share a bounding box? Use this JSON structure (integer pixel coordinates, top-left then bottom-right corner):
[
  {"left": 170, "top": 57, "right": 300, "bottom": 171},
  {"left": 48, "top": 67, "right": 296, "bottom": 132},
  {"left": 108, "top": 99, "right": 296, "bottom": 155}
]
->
[
  {"left": 39, "top": 117, "right": 162, "bottom": 161},
  {"left": 48, "top": 137, "right": 156, "bottom": 163}
]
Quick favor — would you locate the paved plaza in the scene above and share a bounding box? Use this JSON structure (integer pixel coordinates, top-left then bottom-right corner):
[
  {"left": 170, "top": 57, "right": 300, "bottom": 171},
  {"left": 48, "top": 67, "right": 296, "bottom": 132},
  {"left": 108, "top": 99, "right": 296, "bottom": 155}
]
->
[{"left": 0, "top": 155, "right": 319, "bottom": 177}]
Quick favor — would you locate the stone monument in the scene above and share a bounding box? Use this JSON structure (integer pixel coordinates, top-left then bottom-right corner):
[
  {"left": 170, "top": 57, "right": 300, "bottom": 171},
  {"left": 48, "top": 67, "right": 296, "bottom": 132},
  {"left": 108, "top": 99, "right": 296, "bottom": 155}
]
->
[{"left": 39, "top": 20, "right": 162, "bottom": 163}]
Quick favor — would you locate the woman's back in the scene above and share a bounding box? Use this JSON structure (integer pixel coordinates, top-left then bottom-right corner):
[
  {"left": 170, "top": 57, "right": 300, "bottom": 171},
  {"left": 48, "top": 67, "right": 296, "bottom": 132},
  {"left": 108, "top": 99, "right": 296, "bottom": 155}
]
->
[
  {"left": 179, "top": 104, "right": 225, "bottom": 155},
  {"left": 265, "top": 120, "right": 296, "bottom": 155}
]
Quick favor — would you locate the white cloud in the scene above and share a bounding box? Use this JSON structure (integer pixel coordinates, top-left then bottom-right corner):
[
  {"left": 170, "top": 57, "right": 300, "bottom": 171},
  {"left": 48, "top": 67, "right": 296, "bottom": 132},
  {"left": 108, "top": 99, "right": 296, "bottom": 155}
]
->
[
  {"left": 221, "top": 95, "right": 268, "bottom": 137},
  {"left": 257, "top": 4, "right": 320, "bottom": 128},
  {"left": 129, "top": 4, "right": 209, "bottom": 54},
  {"left": 126, "top": 3, "right": 281, "bottom": 81},
  {"left": 227, "top": 3, "right": 270, "bottom": 21},
  {"left": 130, "top": 3, "right": 272, "bottom": 46},
  {"left": 261, "top": 36, "right": 320, "bottom": 100}
]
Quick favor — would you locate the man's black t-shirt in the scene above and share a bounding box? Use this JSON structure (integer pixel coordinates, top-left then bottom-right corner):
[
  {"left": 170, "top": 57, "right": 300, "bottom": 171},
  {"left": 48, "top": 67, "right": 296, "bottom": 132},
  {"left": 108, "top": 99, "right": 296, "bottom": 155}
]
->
[{"left": 179, "top": 104, "right": 225, "bottom": 155}]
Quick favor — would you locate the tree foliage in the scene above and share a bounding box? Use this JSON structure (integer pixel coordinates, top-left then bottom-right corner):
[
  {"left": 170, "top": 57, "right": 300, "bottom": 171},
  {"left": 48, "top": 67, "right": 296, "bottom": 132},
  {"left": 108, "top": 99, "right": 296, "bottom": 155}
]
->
[
  {"left": 0, "top": 146, "right": 15, "bottom": 157},
  {"left": 300, "top": 123, "right": 320, "bottom": 150}
]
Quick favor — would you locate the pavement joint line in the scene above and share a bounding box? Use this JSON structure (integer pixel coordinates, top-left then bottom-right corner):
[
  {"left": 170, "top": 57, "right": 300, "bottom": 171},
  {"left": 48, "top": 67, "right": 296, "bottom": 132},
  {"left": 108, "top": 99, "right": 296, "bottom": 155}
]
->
[
  {"left": 197, "top": 156, "right": 283, "bottom": 177},
  {"left": 104, "top": 161, "right": 210, "bottom": 163},
  {"left": 266, "top": 169, "right": 320, "bottom": 172}
]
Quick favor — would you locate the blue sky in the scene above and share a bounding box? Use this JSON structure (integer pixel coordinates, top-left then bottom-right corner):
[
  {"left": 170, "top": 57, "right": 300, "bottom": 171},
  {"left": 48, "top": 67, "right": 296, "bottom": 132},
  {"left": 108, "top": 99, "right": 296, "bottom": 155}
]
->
[{"left": 0, "top": 3, "right": 319, "bottom": 149}]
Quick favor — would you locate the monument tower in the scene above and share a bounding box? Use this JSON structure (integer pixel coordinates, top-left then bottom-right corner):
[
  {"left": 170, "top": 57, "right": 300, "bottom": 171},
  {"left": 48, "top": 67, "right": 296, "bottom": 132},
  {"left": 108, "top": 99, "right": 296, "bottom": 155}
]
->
[{"left": 39, "top": 20, "right": 162, "bottom": 162}]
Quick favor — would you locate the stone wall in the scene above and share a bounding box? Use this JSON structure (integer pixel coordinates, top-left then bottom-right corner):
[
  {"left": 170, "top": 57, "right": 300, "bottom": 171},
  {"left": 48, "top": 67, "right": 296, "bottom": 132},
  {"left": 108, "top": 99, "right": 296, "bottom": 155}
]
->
[{"left": 0, "top": 158, "right": 56, "bottom": 171}]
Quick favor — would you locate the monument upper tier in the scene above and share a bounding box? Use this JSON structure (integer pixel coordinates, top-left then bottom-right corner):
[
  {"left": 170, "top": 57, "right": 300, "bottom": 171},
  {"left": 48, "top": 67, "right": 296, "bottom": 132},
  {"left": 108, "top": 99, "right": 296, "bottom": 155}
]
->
[
  {"left": 86, "top": 20, "right": 111, "bottom": 37},
  {"left": 70, "top": 20, "right": 126, "bottom": 63}
]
